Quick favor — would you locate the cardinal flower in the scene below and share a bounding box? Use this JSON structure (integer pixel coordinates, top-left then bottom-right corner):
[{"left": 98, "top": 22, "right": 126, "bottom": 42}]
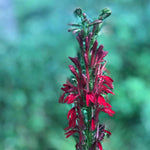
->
[{"left": 59, "top": 8, "right": 115, "bottom": 150}]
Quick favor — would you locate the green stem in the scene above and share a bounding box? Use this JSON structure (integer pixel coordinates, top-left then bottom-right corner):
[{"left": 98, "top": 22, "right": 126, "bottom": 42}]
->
[{"left": 86, "top": 106, "right": 92, "bottom": 149}]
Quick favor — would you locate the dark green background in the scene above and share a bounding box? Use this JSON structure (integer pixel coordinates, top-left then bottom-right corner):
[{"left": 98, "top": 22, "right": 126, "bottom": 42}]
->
[{"left": 0, "top": 0, "right": 150, "bottom": 149}]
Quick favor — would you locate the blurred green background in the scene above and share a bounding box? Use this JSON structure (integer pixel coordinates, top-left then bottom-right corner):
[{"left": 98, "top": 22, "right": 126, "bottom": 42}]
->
[{"left": 0, "top": 0, "right": 150, "bottom": 149}]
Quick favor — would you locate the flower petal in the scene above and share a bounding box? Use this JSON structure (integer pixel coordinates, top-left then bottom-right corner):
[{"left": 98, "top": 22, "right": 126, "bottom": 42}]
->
[
  {"left": 97, "top": 142, "right": 103, "bottom": 150},
  {"left": 103, "top": 129, "right": 112, "bottom": 137},
  {"left": 69, "top": 65, "right": 79, "bottom": 78},
  {"left": 101, "top": 75, "right": 113, "bottom": 83},
  {"left": 76, "top": 33, "right": 83, "bottom": 47},
  {"left": 67, "top": 107, "right": 76, "bottom": 120},
  {"left": 90, "top": 40, "right": 98, "bottom": 67},
  {"left": 85, "top": 36, "right": 89, "bottom": 51},
  {"left": 98, "top": 95, "right": 107, "bottom": 107},
  {"left": 59, "top": 93, "right": 65, "bottom": 103},
  {"left": 86, "top": 93, "right": 95, "bottom": 106},
  {"left": 91, "top": 118, "right": 96, "bottom": 131},
  {"left": 69, "top": 57, "right": 82, "bottom": 77},
  {"left": 65, "top": 130, "right": 78, "bottom": 138},
  {"left": 102, "top": 85, "right": 115, "bottom": 95},
  {"left": 67, "top": 94, "right": 78, "bottom": 104},
  {"left": 64, "top": 94, "right": 78, "bottom": 104},
  {"left": 102, "top": 107, "right": 115, "bottom": 116}
]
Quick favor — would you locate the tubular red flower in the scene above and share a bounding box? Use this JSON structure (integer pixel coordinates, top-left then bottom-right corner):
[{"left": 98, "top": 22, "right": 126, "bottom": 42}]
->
[
  {"left": 98, "top": 95, "right": 107, "bottom": 107},
  {"left": 105, "top": 88, "right": 115, "bottom": 95},
  {"left": 67, "top": 107, "right": 76, "bottom": 120},
  {"left": 103, "top": 81, "right": 114, "bottom": 89},
  {"left": 101, "top": 85, "right": 115, "bottom": 95},
  {"left": 88, "top": 32, "right": 92, "bottom": 43},
  {"left": 76, "top": 33, "right": 83, "bottom": 47},
  {"left": 102, "top": 129, "right": 112, "bottom": 136},
  {"left": 61, "top": 81, "right": 78, "bottom": 93},
  {"left": 69, "top": 57, "right": 82, "bottom": 77},
  {"left": 84, "top": 53, "right": 89, "bottom": 66},
  {"left": 97, "top": 142, "right": 103, "bottom": 150},
  {"left": 69, "top": 65, "right": 79, "bottom": 78},
  {"left": 86, "top": 92, "right": 95, "bottom": 106},
  {"left": 68, "top": 115, "right": 78, "bottom": 129},
  {"left": 85, "top": 36, "right": 89, "bottom": 51},
  {"left": 100, "top": 75, "right": 113, "bottom": 83},
  {"left": 91, "top": 118, "right": 96, "bottom": 131},
  {"left": 106, "top": 102, "right": 112, "bottom": 108},
  {"left": 95, "top": 45, "right": 108, "bottom": 64},
  {"left": 101, "top": 107, "right": 115, "bottom": 116},
  {"left": 59, "top": 93, "right": 65, "bottom": 103},
  {"left": 65, "top": 130, "right": 78, "bottom": 138},
  {"left": 90, "top": 40, "right": 98, "bottom": 67},
  {"left": 64, "top": 94, "right": 78, "bottom": 104}
]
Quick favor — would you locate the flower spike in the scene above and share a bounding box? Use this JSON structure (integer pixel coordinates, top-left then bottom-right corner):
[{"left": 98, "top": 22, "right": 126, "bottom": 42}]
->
[{"left": 59, "top": 8, "right": 115, "bottom": 150}]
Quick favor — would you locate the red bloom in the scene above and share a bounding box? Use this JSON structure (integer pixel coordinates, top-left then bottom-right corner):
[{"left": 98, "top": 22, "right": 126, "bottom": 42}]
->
[
  {"left": 98, "top": 95, "right": 107, "bottom": 107},
  {"left": 59, "top": 92, "right": 65, "bottom": 103},
  {"left": 65, "top": 129, "right": 78, "bottom": 138},
  {"left": 97, "top": 142, "right": 103, "bottom": 150},
  {"left": 101, "top": 107, "right": 115, "bottom": 116},
  {"left": 101, "top": 75, "right": 113, "bottom": 83},
  {"left": 69, "top": 65, "right": 79, "bottom": 79},
  {"left": 90, "top": 40, "right": 98, "bottom": 67},
  {"left": 61, "top": 81, "right": 78, "bottom": 93},
  {"left": 102, "top": 85, "right": 115, "bottom": 95},
  {"left": 84, "top": 53, "right": 89, "bottom": 66},
  {"left": 67, "top": 107, "right": 76, "bottom": 120},
  {"left": 85, "top": 36, "right": 89, "bottom": 51},
  {"left": 76, "top": 33, "right": 83, "bottom": 48},
  {"left": 95, "top": 45, "right": 108, "bottom": 64},
  {"left": 65, "top": 112, "right": 78, "bottom": 130},
  {"left": 69, "top": 57, "right": 82, "bottom": 78},
  {"left": 102, "top": 129, "right": 112, "bottom": 137},
  {"left": 91, "top": 118, "right": 96, "bottom": 131},
  {"left": 64, "top": 94, "right": 78, "bottom": 104},
  {"left": 86, "top": 92, "right": 95, "bottom": 106}
]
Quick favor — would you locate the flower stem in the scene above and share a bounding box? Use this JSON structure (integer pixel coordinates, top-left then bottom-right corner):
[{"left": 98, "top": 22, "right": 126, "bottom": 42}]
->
[{"left": 86, "top": 106, "right": 92, "bottom": 149}]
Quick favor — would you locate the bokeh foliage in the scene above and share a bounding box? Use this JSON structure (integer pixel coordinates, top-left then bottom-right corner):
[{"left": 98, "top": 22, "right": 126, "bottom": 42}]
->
[{"left": 0, "top": 0, "right": 150, "bottom": 149}]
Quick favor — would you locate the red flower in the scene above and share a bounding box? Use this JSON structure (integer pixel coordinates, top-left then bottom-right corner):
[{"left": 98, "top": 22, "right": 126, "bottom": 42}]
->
[
  {"left": 69, "top": 65, "right": 79, "bottom": 79},
  {"left": 84, "top": 53, "right": 89, "bottom": 66},
  {"left": 95, "top": 45, "right": 108, "bottom": 64},
  {"left": 90, "top": 40, "right": 98, "bottom": 67},
  {"left": 101, "top": 75, "right": 113, "bottom": 83},
  {"left": 86, "top": 92, "right": 95, "bottom": 106},
  {"left": 65, "top": 129, "right": 78, "bottom": 138},
  {"left": 59, "top": 93, "right": 65, "bottom": 103},
  {"left": 102, "top": 85, "right": 115, "bottom": 95},
  {"left": 91, "top": 118, "right": 96, "bottom": 131},
  {"left": 67, "top": 107, "right": 76, "bottom": 120},
  {"left": 61, "top": 81, "right": 78, "bottom": 93},
  {"left": 102, "top": 129, "right": 111, "bottom": 137},
  {"left": 101, "top": 107, "right": 115, "bottom": 116},
  {"left": 97, "top": 142, "right": 103, "bottom": 150},
  {"left": 85, "top": 36, "right": 89, "bottom": 51},
  {"left": 76, "top": 33, "right": 83, "bottom": 48},
  {"left": 98, "top": 95, "right": 107, "bottom": 107},
  {"left": 64, "top": 94, "right": 78, "bottom": 104},
  {"left": 65, "top": 111, "right": 78, "bottom": 130},
  {"left": 69, "top": 57, "right": 82, "bottom": 78}
]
